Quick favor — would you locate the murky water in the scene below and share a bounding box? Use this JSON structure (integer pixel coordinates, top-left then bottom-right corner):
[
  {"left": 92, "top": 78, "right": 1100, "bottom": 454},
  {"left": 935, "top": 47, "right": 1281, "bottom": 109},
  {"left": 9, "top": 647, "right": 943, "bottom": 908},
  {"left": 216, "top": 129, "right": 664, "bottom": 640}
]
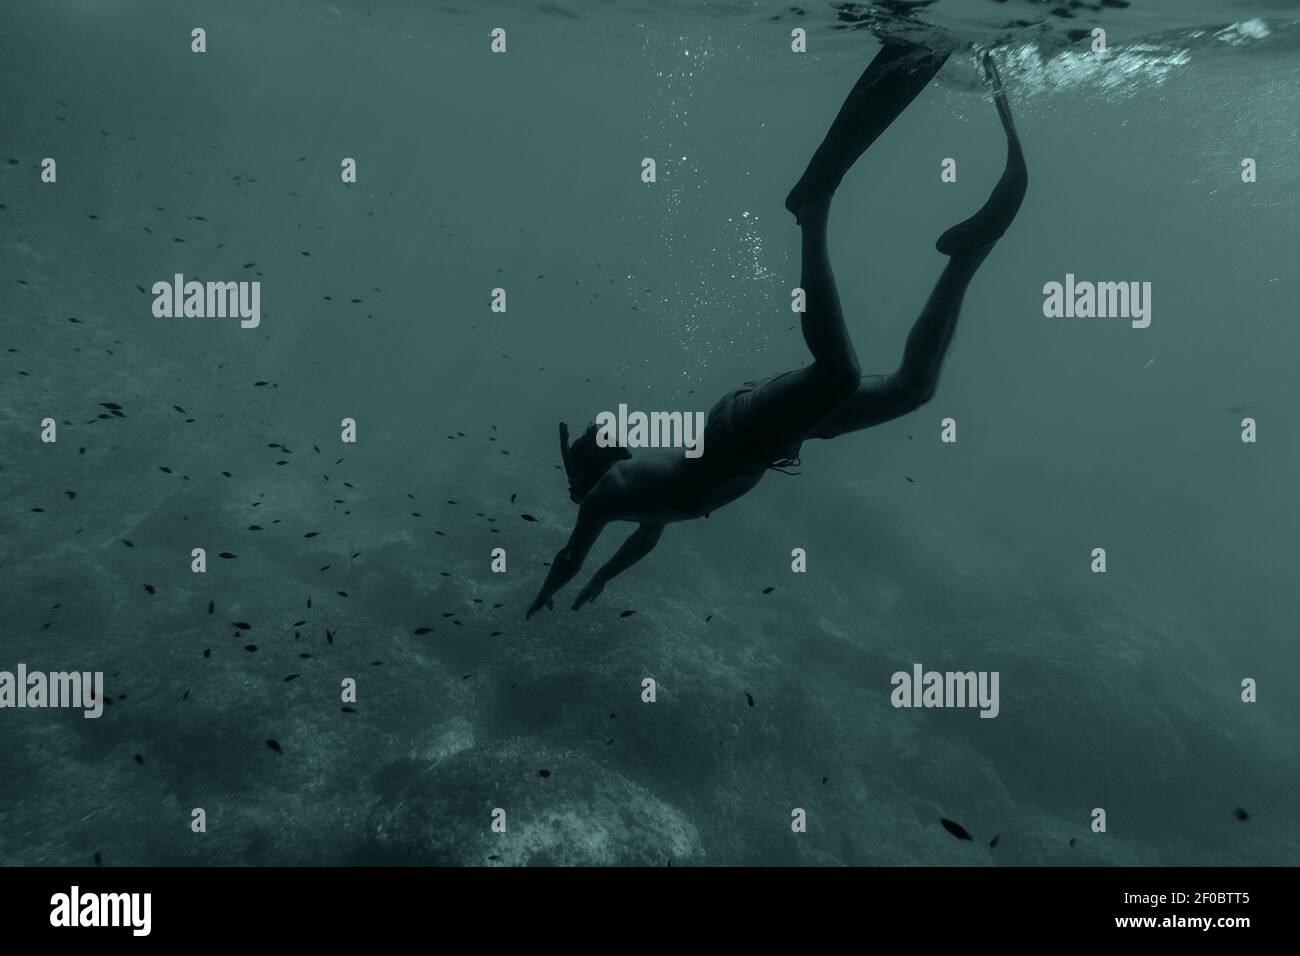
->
[{"left": 1, "top": 0, "right": 1296, "bottom": 865}]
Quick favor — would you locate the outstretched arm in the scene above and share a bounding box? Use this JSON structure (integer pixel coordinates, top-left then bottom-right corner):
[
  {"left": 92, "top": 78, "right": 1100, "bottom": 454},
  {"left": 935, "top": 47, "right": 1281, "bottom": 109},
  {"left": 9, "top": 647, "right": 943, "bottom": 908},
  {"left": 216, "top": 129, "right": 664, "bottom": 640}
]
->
[
  {"left": 572, "top": 523, "right": 664, "bottom": 611},
  {"left": 526, "top": 498, "right": 608, "bottom": 620}
]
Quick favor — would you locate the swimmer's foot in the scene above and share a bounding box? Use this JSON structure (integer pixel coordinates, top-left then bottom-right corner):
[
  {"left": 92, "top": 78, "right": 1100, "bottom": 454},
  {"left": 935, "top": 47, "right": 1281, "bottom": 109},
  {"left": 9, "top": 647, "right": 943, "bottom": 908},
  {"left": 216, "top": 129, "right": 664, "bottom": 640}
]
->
[{"left": 935, "top": 51, "right": 1027, "bottom": 256}]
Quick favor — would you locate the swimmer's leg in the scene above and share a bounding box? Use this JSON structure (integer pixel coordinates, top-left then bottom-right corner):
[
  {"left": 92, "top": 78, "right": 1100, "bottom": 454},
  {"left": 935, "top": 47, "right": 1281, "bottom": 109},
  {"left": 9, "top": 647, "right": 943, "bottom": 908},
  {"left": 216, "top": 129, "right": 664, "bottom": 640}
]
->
[
  {"left": 813, "top": 252, "right": 989, "bottom": 435},
  {"left": 786, "top": 42, "right": 952, "bottom": 222},
  {"left": 727, "top": 200, "right": 862, "bottom": 459},
  {"left": 815, "top": 55, "right": 1028, "bottom": 437}
]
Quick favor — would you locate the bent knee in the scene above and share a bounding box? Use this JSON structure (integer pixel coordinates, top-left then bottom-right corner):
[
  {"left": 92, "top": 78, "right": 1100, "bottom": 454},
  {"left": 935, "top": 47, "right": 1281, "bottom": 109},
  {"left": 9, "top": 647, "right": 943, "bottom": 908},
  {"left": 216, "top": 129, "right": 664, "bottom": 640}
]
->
[
  {"left": 819, "top": 361, "right": 861, "bottom": 402},
  {"left": 892, "top": 369, "right": 937, "bottom": 410}
]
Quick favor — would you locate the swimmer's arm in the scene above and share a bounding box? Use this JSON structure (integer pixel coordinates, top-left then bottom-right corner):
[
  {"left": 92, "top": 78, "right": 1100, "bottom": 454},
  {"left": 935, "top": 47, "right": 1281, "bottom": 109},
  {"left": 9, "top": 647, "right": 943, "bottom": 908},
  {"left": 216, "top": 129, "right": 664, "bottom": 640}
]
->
[
  {"left": 572, "top": 524, "right": 664, "bottom": 611},
  {"left": 526, "top": 498, "right": 608, "bottom": 620}
]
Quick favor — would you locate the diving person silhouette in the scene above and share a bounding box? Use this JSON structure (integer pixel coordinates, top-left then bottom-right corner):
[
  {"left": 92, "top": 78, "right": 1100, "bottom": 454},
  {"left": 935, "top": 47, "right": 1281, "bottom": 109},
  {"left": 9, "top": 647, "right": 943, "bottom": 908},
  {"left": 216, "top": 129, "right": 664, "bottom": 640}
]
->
[{"left": 527, "top": 47, "right": 1027, "bottom": 619}]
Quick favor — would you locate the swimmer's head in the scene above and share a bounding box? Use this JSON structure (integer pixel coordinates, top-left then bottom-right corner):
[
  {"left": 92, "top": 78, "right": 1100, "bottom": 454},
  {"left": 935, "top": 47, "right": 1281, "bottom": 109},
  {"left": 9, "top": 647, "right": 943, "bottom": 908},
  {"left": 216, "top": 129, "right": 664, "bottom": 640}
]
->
[{"left": 566, "top": 422, "right": 631, "bottom": 503}]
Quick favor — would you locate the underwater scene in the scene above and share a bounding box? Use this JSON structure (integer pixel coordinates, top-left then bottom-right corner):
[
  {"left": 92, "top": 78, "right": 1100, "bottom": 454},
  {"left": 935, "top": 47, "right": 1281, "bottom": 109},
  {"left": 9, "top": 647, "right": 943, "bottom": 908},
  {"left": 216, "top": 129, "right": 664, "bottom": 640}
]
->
[{"left": 1, "top": 0, "right": 1298, "bottom": 868}]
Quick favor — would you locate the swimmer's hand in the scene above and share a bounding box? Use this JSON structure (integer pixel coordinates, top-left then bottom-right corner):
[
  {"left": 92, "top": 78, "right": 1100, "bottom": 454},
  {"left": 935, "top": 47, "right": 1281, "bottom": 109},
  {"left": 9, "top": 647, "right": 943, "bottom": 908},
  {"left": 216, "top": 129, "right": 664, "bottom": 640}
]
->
[
  {"left": 572, "top": 576, "right": 605, "bottom": 611},
  {"left": 525, "top": 594, "right": 554, "bottom": 621}
]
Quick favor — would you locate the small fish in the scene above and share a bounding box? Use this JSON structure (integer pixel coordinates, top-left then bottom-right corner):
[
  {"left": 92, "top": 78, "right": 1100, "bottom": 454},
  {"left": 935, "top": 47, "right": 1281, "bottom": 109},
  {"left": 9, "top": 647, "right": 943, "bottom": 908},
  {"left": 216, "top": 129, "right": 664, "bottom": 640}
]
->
[
  {"left": 989, "top": 834, "right": 1000, "bottom": 848},
  {"left": 414, "top": 627, "right": 433, "bottom": 635},
  {"left": 233, "top": 622, "right": 251, "bottom": 630},
  {"left": 619, "top": 610, "right": 635, "bottom": 618},
  {"left": 538, "top": 769, "right": 551, "bottom": 778},
  {"left": 207, "top": 600, "right": 214, "bottom": 615},
  {"left": 293, "top": 620, "right": 306, "bottom": 627},
  {"left": 510, "top": 493, "right": 517, "bottom": 503},
  {"left": 745, "top": 692, "right": 754, "bottom": 707},
  {"left": 218, "top": 552, "right": 237, "bottom": 559},
  {"left": 304, "top": 531, "right": 319, "bottom": 538},
  {"left": 520, "top": 513, "right": 537, "bottom": 522},
  {"left": 905, "top": 476, "right": 914, "bottom": 484},
  {"left": 1234, "top": 807, "right": 1250, "bottom": 821},
  {"left": 335, "top": 590, "right": 348, "bottom": 598},
  {"left": 143, "top": 584, "right": 155, "bottom": 594},
  {"left": 244, "top": 644, "right": 258, "bottom": 652},
  {"left": 266, "top": 739, "right": 282, "bottom": 754},
  {"left": 341, "top": 706, "right": 357, "bottom": 713},
  {"left": 123, "top": 539, "right": 135, "bottom": 548},
  {"left": 762, "top": 586, "right": 774, "bottom": 594},
  {"left": 1069, "top": 838, "right": 1077, "bottom": 847},
  {"left": 158, "top": 466, "right": 172, "bottom": 474},
  {"left": 940, "top": 818, "right": 973, "bottom": 841},
  {"left": 133, "top": 754, "right": 144, "bottom": 765},
  {"left": 326, "top": 629, "right": 334, "bottom": 644}
]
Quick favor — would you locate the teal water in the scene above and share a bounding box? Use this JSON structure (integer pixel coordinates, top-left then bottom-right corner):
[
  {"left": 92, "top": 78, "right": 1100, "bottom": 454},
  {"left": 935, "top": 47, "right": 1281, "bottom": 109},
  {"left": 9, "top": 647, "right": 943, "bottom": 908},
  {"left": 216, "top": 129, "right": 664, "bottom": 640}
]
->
[{"left": 1, "top": 0, "right": 1297, "bottom": 865}]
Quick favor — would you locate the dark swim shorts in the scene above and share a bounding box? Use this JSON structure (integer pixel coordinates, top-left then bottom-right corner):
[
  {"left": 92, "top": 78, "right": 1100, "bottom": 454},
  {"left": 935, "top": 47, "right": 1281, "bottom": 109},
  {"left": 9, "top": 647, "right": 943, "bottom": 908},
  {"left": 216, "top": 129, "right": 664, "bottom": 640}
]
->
[{"left": 704, "top": 373, "right": 804, "bottom": 472}]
